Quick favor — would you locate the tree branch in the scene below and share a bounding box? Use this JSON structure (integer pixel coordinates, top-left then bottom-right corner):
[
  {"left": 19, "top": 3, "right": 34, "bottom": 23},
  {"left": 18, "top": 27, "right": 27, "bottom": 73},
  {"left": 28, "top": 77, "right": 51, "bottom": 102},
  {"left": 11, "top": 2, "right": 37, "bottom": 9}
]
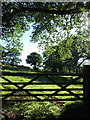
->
[
  {"left": 2, "top": 7, "right": 82, "bottom": 22},
  {"left": 19, "top": 7, "right": 81, "bottom": 15}
]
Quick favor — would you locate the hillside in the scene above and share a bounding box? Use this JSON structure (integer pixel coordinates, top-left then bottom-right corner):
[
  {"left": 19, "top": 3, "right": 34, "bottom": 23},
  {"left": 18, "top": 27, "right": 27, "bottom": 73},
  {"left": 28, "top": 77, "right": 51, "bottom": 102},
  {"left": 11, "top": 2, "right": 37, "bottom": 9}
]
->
[{"left": 2, "top": 64, "right": 34, "bottom": 73}]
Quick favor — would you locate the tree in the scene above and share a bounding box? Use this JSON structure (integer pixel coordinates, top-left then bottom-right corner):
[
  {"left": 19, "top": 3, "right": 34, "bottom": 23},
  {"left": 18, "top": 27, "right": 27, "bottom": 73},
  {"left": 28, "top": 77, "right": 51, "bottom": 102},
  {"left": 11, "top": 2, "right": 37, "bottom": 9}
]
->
[
  {"left": 26, "top": 52, "right": 42, "bottom": 70},
  {"left": 2, "top": 2, "right": 90, "bottom": 40},
  {"left": 2, "top": 48, "right": 22, "bottom": 65},
  {"left": 2, "top": 2, "right": 90, "bottom": 50},
  {"left": 43, "top": 31, "right": 90, "bottom": 73},
  {"left": 43, "top": 46, "right": 63, "bottom": 72},
  {"left": 2, "top": 2, "right": 90, "bottom": 70},
  {"left": 2, "top": 33, "right": 23, "bottom": 65}
]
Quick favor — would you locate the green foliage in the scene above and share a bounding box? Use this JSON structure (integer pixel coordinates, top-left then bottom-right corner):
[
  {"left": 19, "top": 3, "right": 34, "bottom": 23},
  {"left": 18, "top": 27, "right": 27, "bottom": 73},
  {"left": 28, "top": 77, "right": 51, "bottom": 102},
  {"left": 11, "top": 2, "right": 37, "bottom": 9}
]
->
[
  {"left": 19, "top": 102, "right": 60, "bottom": 119},
  {"left": 26, "top": 52, "right": 42, "bottom": 70},
  {"left": 1, "top": 2, "right": 90, "bottom": 118},
  {"left": 2, "top": 2, "right": 90, "bottom": 70},
  {"left": 2, "top": 101, "right": 60, "bottom": 120},
  {"left": 2, "top": 2, "right": 90, "bottom": 40},
  {"left": 43, "top": 46, "right": 64, "bottom": 72},
  {"left": 42, "top": 28, "right": 89, "bottom": 73},
  {"left": 2, "top": 33, "right": 23, "bottom": 65}
]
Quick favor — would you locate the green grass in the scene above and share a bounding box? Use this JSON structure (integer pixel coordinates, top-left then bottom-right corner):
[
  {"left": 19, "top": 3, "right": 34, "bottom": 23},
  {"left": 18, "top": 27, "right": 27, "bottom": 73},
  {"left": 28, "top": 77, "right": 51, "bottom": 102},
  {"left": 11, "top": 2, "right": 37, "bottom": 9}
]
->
[
  {"left": 1, "top": 64, "right": 84, "bottom": 120},
  {"left": 1, "top": 75, "right": 83, "bottom": 100}
]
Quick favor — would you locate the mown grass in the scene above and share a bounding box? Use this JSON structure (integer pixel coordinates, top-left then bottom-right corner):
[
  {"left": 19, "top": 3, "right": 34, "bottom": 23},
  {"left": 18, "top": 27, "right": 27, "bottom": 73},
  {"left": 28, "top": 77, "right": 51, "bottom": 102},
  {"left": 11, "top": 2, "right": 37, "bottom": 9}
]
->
[
  {"left": 1, "top": 75, "right": 83, "bottom": 99},
  {"left": 1, "top": 77, "right": 83, "bottom": 99},
  {"left": 1, "top": 65, "right": 84, "bottom": 120}
]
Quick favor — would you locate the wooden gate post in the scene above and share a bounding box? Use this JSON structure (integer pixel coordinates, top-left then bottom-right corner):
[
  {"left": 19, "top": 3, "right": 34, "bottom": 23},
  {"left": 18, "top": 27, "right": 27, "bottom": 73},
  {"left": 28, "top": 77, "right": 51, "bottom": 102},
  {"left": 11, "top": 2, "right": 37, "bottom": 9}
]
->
[{"left": 83, "top": 65, "right": 90, "bottom": 109}]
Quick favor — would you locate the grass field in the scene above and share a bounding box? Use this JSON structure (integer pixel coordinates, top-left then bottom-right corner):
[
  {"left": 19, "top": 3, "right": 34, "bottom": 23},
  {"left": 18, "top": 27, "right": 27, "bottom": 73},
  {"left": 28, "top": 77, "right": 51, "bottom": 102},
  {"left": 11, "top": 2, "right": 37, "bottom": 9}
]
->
[{"left": 1, "top": 65, "right": 84, "bottom": 120}]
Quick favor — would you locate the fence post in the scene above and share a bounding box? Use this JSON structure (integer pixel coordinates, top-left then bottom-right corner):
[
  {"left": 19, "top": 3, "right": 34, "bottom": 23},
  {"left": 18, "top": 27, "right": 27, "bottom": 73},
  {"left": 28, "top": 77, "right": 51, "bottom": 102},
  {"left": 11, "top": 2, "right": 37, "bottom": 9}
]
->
[{"left": 83, "top": 65, "right": 90, "bottom": 118}]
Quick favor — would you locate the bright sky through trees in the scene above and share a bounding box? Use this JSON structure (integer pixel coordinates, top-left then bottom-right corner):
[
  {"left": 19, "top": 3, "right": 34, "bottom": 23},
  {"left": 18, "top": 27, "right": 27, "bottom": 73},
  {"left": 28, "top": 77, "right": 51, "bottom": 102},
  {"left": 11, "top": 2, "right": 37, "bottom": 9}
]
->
[
  {"left": 2, "top": 2, "right": 90, "bottom": 68},
  {"left": 19, "top": 24, "right": 42, "bottom": 66}
]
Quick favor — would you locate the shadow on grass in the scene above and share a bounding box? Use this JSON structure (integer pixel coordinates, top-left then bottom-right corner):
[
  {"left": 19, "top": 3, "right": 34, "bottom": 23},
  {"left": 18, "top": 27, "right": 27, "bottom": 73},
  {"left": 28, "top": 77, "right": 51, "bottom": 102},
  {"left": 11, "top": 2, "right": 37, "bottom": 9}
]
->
[{"left": 22, "top": 75, "right": 72, "bottom": 84}]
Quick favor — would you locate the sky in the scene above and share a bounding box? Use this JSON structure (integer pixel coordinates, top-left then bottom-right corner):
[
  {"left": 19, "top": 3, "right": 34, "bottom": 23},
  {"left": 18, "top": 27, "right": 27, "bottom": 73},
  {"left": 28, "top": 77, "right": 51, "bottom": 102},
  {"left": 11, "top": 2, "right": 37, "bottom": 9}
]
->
[{"left": 19, "top": 25, "right": 42, "bottom": 67}]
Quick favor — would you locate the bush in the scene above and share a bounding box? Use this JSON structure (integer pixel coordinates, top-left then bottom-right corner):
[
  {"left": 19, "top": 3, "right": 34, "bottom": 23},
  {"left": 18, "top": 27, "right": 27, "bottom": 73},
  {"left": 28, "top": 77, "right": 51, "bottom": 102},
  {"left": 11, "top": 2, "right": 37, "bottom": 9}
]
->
[
  {"left": 2, "top": 101, "right": 61, "bottom": 120},
  {"left": 59, "top": 102, "right": 88, "bottom": 120}
]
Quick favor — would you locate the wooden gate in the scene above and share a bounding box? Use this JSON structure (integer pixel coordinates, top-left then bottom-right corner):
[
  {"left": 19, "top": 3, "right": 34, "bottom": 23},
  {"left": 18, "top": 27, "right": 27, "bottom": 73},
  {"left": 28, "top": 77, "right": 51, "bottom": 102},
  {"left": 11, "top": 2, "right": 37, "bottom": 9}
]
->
[{"left": 0, "top": 72, "right": 83, "bottom": 102}]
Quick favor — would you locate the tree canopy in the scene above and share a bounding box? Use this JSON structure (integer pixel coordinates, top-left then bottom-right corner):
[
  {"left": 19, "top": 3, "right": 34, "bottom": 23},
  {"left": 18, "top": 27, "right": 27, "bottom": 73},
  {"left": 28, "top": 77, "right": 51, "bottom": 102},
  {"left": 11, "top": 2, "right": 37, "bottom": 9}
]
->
[
  {"left": 26, "top": 52, "right": 42, "bottom": 70},
  {"left": 43, "top": 46, "right": 63, "bottom": 72},
  {"left": 2, "top": 2, "right": 90, "bottom": 39},
  {"left": 2, "top": 35, "right": 23, "bottom": 65},
  {"left": 2, "top": 2, "right": 90, "bottom": 72}
]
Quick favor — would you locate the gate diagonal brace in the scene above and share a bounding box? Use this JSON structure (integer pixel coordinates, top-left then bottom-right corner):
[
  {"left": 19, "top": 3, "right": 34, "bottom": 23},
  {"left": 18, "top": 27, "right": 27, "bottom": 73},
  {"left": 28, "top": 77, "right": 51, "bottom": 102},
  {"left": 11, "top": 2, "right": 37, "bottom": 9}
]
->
[
  {"left": 65, "top": 89, "right": 82, "bottom": 100},
  {"left": 2, "top": 76, "right": 22, "bottom": 100},
  {"left": 2, "top": 76, "right": 41, "bottom": 101},
  {"left": 52, "top": 82, "right": 76, "bottom": 95},
  {"left": 19, "top": 75, "right": 41, "bottom": 89},
  {"left": 45, "top": 75, "right": 64, "bottom": 98},
  {"left": 2, "top": 76, "right": 19, "bottom": 88},
  {"left": 63, "top": 77, "right": 82, "bottom": 100},
  {"left": 45, "top": 75, "right": 82, "bottom": 100},
  {"left": 18, "top": 75, "right": 41, "bottom": 100},
  {"left": 53, "top": 84, "right": 82, "bottom": 100},
  {"left": 2, "top": 74, "right": 83, "bottom": 101}
]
